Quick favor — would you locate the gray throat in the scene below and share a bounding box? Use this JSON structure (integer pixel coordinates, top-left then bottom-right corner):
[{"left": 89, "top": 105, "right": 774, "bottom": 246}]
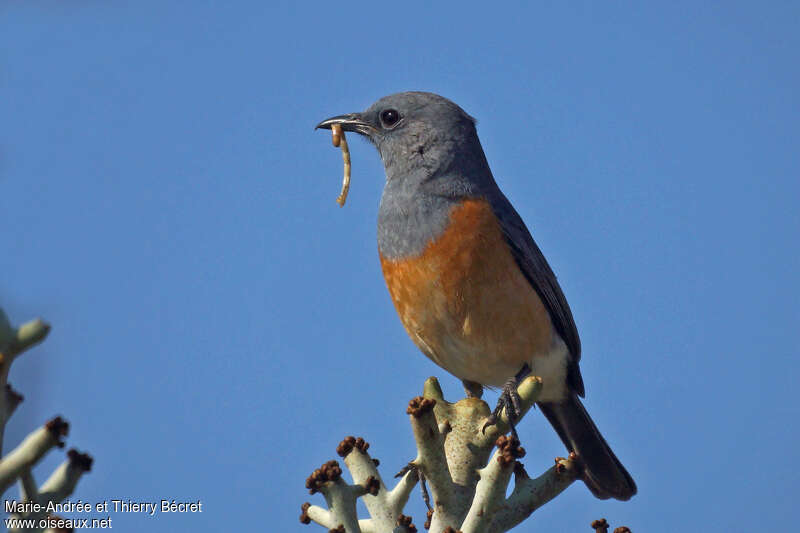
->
[
  {"left": 377, "top": 175, "right": 460, "bottom": 260},
  {"left": 377, "top": 167, "right": 500, "bottom": 260},
  {"left": 376, "top": 127, "right": 500, "bottom": 261}
]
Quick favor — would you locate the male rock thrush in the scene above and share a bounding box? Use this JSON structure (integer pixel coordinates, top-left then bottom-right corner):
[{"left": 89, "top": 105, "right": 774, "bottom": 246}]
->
[{"left": 317, "top": 91, "right": 636, "bottom": 501}]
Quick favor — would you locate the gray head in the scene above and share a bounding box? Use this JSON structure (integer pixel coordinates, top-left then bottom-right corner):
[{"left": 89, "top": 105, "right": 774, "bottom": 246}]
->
[
  {"left": 318, "top": 92, "right": 505, "bottom": 259},
  {"left": 317, "top": 92, "right": 492, "bottom": 185}
]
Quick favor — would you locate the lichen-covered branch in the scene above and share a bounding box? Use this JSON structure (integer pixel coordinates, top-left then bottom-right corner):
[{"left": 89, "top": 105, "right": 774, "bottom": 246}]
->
[{"left": 300, "top": 376, "right": 580, "bottom": 533}]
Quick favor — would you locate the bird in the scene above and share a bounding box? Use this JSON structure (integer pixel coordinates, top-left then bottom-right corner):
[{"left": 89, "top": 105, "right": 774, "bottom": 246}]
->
[{"left": 316, "top": 91, "right": 636, "bottom": 501}]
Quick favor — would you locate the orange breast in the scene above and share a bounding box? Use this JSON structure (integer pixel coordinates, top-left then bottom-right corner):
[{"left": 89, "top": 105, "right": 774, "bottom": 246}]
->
[{"left": 380, "top": 198, "right": 554, "bottom": 385}]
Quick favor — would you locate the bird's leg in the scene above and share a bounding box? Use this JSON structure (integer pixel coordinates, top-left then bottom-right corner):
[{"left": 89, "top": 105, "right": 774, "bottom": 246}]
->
[
  {"left": 482, "top": 364, "right": 532, "bottom": 440},
  {"left": 395, "top": 463, "right": 432, "bottom": 511},
  {"left": 462, "top": 379, "right": 484, "bottom": 399}
]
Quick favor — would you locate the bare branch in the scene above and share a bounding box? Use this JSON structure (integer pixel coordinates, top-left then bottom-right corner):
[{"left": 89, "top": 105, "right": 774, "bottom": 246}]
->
[
  {"left": 0, "top": 417, "right": 69, "bottom": 493},
  {"left": 300, "top": 376, "right": 583, "bottom": 533}
]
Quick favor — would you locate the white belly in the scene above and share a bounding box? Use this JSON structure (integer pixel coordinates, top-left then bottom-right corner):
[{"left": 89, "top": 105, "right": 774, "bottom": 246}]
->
[{"left": 416, "top": 328, "right": 570, "bottom": 403}]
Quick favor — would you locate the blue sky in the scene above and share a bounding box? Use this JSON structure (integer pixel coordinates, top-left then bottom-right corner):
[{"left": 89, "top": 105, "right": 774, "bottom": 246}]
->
[{"left": 1, "top": 1, "right": 798, "bottom": 531}]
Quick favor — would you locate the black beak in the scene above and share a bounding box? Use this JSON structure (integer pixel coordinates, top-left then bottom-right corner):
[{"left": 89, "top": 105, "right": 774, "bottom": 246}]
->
[{"left": 315, "top": 113, "right": 374, "bottom": 136}]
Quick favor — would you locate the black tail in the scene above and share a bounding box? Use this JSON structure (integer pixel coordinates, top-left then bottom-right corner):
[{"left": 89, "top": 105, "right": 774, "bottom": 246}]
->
[{"left": 539, "top": 395, "right": 637, "bottom": 500}]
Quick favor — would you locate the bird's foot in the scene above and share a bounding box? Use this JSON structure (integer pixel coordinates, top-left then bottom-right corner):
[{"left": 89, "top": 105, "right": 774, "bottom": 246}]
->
[
  {"left": 395, "top": 462, "right": 431, "bottom": 511},
  {"left": 482, "top": 379, "right": 523, "bottom": 440},
  {"left": 482, "top": 364, "right": 532, "bottom": 440}
]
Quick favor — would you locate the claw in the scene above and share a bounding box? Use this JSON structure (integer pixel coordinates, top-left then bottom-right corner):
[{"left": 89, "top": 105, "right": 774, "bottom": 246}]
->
[
  {"left": 394, "top": 462, "right": 431, "bottom": 511},
  {"left": 481, "top": 398, "right": 505, "bottom": 434},
  {"left": 394, "top": 463, "right": 414, "bottom": 478},
  {"left": 482, "top": 364, "right": 531, "bottom": 439}
]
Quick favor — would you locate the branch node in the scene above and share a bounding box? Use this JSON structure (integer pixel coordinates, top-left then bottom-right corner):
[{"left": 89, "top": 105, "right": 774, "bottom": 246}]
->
[
  {"left": 396, "top": 513, "right": 417, "bottom": 532},
  {"left": 306, "top": 460, "right": 343, "bottom": 494},
  {"left": 45, "top": 416, "right": 70, "bottom": 448},
  {"left": 300, "top": 502, "right": 312, "bottom": 524},
  {"left": 407, "top": 397, "right": 436, "bottom": 418},
  {"left": 495, "top": 435, "right": 525, "bottom": 467},
  {"left": 337, "top": 436, "right": 370, "bottom": 457},
  {"left": 363, "top": 476, "right": 380, "bottom": 496},
  {"left": 67, "top": 449, "right": 93, "bottom": 471}
]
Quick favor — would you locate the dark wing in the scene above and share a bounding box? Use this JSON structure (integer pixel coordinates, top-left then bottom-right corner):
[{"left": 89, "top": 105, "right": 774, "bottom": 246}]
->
[{"left": 491, "top": 193, "right": 585, "bottom": 397}]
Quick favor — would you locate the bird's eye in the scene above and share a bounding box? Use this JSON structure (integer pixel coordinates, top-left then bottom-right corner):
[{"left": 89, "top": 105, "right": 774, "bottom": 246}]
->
[{"left": 380, "top": 109, "right": 400, "bottom": 128}]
